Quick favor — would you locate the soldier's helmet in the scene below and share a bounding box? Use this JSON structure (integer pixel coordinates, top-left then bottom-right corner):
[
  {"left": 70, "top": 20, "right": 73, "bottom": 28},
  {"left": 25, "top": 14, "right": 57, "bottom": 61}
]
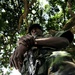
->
[{"left": 28, "top": 24, "right": 43, "bottom": 33}]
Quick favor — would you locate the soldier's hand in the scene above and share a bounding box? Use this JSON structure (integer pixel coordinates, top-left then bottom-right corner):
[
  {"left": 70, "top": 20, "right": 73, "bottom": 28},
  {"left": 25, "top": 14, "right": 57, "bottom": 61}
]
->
[
  {"left": 9, "top": 44, "right": 27, "bottom": 71},
  {"left": 18, "top": 34, "right": 35, "bottom": 48},
  {"left": 9, "top": 34, "right": 35, "bottom": 71}
]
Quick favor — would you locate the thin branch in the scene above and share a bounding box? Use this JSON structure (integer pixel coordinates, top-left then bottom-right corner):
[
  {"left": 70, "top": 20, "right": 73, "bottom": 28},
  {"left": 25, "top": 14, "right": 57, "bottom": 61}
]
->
[
  {"left": 67, "top": 0, "right": 75, "bottom": 17},
  {"left": 18, "top": 0, "right": 37, "bottom": 31},
  {"left": 63, "top": 0, "right": 75, "bottom": 30}
]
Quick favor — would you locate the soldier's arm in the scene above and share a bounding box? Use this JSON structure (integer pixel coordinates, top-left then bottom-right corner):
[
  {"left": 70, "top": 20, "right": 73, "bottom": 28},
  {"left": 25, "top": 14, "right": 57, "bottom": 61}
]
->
[
  {"left": 10, "top": 34, "right": 35, "bottom": 71},
  {"left": 34, "top": 37, "right": 69, "bottom": 49},
  {"left": 34, "top": 30, "right": 74, "bottom": 49}
]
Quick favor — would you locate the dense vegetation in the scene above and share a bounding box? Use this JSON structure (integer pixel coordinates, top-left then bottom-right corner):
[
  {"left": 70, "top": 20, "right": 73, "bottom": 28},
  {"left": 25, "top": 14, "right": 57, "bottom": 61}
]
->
[{"left": 0, "top": 0, "right": 75, "bottom": 74}]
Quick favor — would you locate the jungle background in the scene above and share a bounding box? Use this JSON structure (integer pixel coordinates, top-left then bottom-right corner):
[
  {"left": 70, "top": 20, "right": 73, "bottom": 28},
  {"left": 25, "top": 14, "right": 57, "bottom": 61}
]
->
[{"left": 0, "top": 0, "right": 75, "bottom": 75}]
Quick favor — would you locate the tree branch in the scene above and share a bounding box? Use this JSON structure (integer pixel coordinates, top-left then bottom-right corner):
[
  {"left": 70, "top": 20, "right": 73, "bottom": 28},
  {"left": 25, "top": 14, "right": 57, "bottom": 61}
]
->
[
  {"left": 63, "top": 0, "right": 75, "bottom": 31},
  {"left": 18, "top": 0, "right": 37, "bottom": 31},
  {"left": 67, "top": 0, "right": 75, "bottom": 17},
  {"left": 63, "top": 16, "right": 75, "bottom": 30}
]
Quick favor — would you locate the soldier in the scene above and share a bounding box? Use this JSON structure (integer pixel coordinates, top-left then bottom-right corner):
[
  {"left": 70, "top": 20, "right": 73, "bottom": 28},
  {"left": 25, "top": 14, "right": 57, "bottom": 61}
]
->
[{"left": 10, "top": 24, "right": 73, "bottom": 75}]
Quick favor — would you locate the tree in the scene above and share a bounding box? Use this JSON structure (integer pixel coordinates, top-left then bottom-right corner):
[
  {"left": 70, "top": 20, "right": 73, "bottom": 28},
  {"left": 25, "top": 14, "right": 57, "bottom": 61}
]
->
[{"left": 0, "top": 0, "right": 75, "bottom": 74}]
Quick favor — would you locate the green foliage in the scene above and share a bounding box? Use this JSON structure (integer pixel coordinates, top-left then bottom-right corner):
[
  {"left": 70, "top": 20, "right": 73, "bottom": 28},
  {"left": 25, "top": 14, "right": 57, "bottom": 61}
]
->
[{"left": 0, "top": 0, "right": 75, "bottom": 74}]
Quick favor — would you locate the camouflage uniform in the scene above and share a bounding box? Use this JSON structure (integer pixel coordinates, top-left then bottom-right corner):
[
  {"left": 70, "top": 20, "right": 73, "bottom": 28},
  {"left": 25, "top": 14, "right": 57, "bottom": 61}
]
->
[
  {"left": 18, "top": 30, "right": 74, "bottom": 75},
  {"left": 47, "top": 51, "right": 75, "bottom": 75},
  {"left": 17, "top": 32, "right": 55, "bottom": 75},
  {"left": 20, "top": 46, "right": 56, "bottom": 75}
]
